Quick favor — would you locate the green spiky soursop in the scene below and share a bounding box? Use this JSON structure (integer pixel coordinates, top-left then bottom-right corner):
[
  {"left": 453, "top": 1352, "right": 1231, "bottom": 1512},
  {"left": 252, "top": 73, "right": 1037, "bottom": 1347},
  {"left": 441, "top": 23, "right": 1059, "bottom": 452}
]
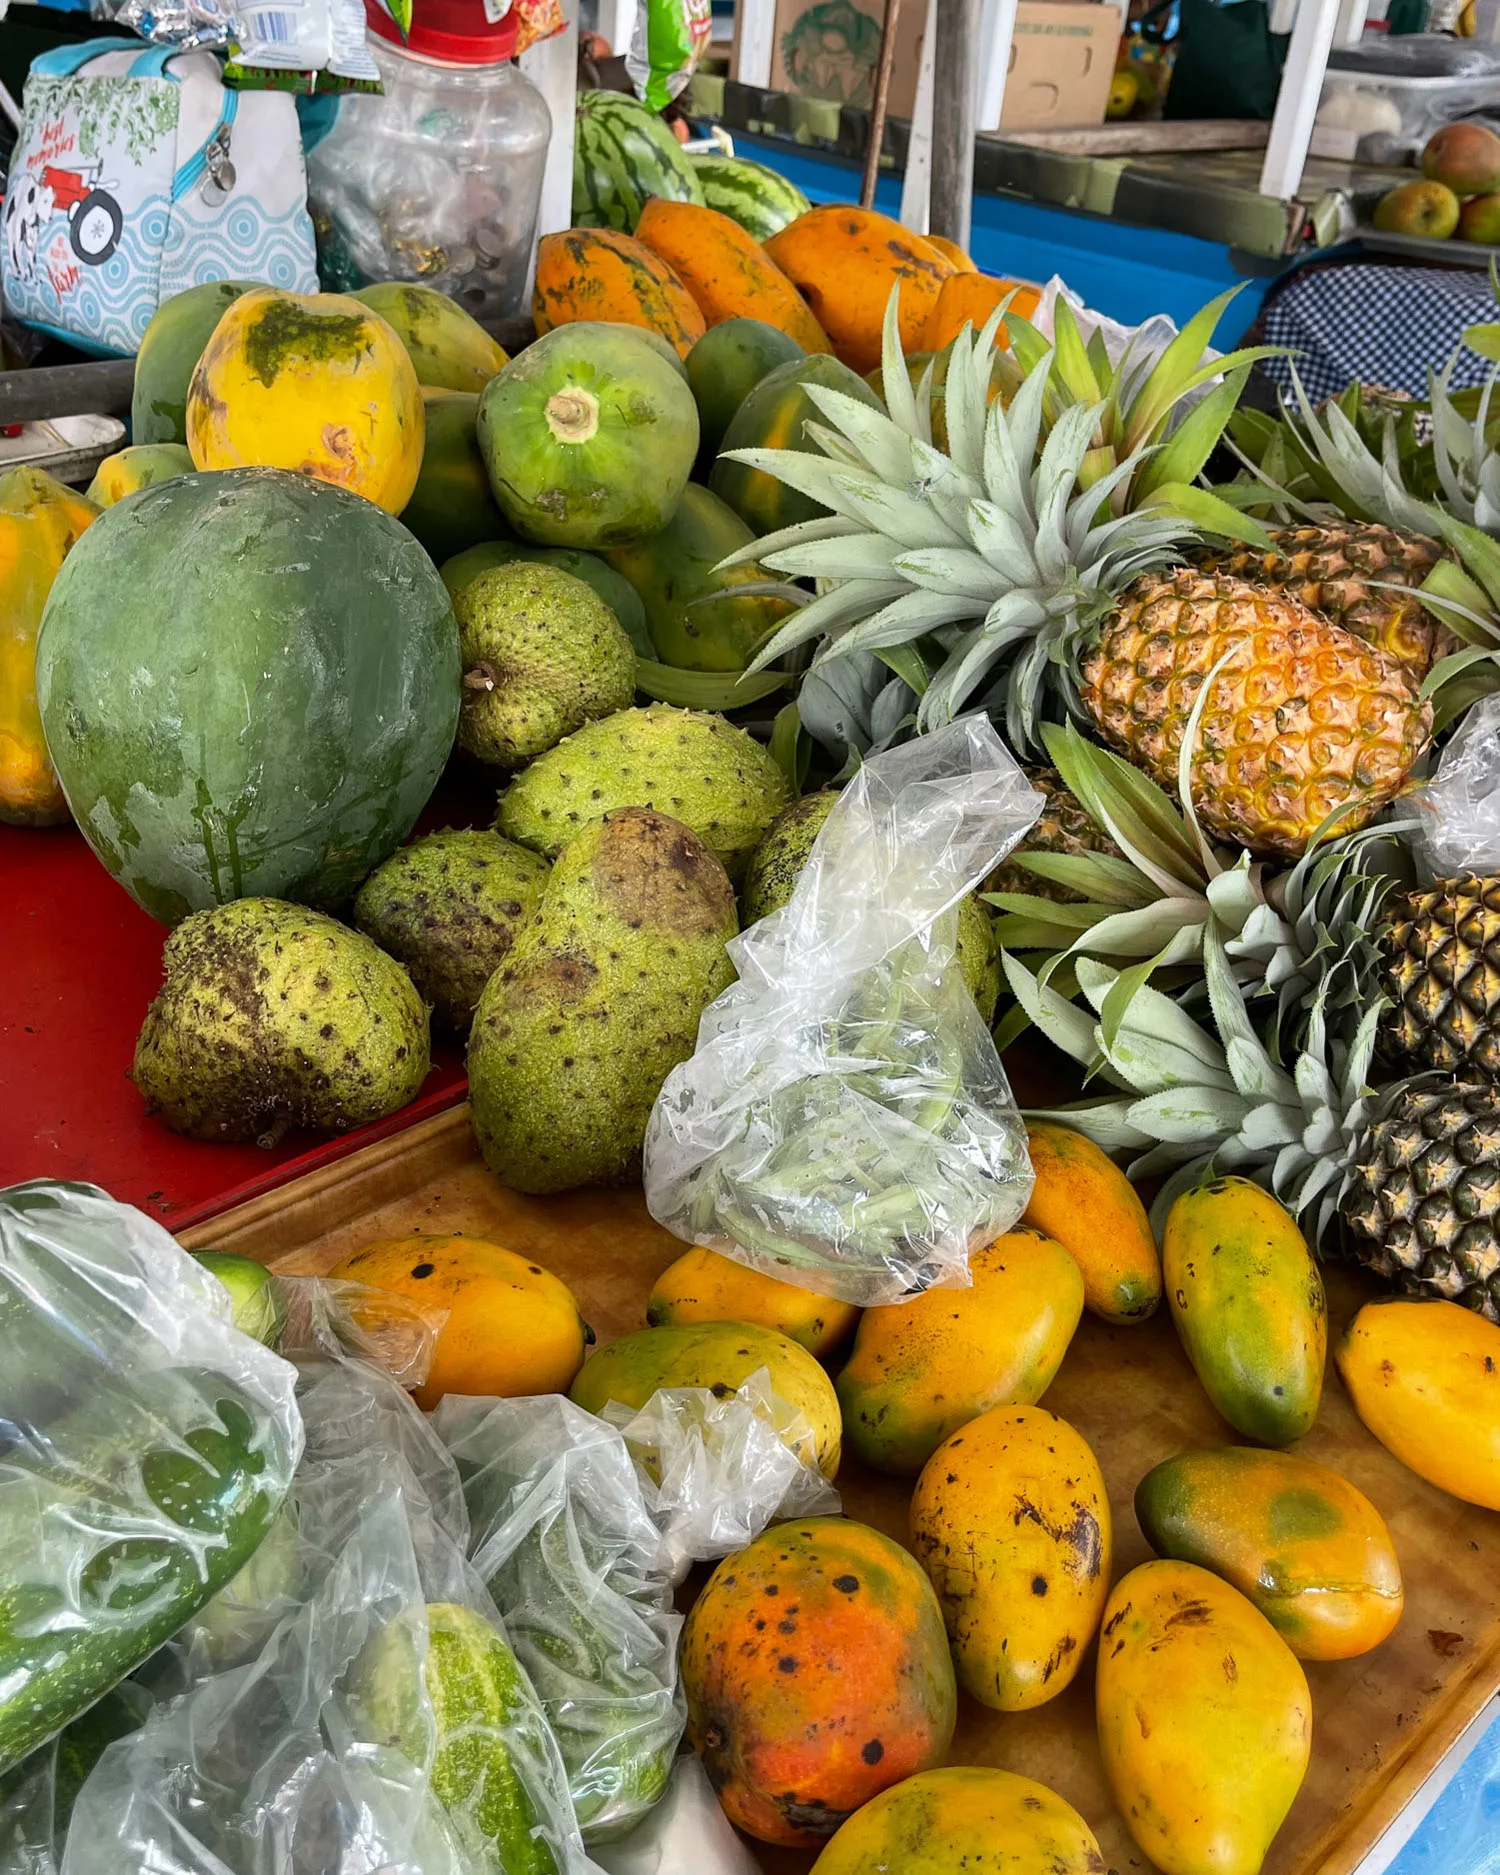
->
[
  {"left": 743, "top": 792, "right": 1002, "bottom": 1024},
  {"left": 468, "top": 807, "right": 737, "bottom": 1193},
  {"left": 352, "top": 830, "right": 551, "bottom": 1034},
  {"left": 134, "top": 899, "right": 430, "bottom": 1142},
  {"left": 455, "top": 563, "right": 636, "bottom": 771},
  {"left": 495, "top": 704, "right": 790, "bottom": 882}
]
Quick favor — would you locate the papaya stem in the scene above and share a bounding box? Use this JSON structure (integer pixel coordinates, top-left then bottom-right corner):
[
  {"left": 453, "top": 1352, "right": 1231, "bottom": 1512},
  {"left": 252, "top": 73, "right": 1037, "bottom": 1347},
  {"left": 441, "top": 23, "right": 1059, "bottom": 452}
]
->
[{"left": 545, "top": 387, "right": 601, "bottom": 447}]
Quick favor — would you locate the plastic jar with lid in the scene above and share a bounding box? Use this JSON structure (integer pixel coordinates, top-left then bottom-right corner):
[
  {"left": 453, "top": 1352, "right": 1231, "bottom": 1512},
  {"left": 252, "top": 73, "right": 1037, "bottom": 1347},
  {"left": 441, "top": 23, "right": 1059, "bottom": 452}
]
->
[{"left": 305, "top": 1, "right": 552, "bottom": 325}]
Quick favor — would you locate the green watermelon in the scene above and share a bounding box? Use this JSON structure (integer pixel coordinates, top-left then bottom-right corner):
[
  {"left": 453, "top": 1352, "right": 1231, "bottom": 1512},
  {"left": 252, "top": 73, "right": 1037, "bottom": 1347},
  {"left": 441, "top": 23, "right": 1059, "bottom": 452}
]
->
[
  {"left": 572, "top": 90, "right": 704, "bottom": 233},
  {"left": 35, "top": 468, "right": 460, "bottom": 926},
  {"left": 131, "top": 279, "right": 262, "bottom": 445},
  {"left": 690, "top": 153, "right": 812, "bottom": 242}
]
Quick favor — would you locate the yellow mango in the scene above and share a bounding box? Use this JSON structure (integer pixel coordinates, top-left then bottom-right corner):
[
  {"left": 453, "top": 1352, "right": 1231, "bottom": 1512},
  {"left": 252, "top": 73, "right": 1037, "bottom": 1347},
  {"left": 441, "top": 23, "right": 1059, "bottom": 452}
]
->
[
  {"left": 646, "top": 1245, "right": 860, "bottom": 1357},
  {"left": 1097, "top": 1560, "right": 1312, "bottom": 1875},
  {"left": 911, "top": 1404, "right": 1111, "bottom": 1710},
  {"left": 1164, "top": 1178, "right": 1325, "bottom": 1445},
  {"left": 836, "top": 1227, "right": 1084, "bottom": 1475},
  {"left": 186, "top": 287, "right": 424, "bottom": 513},
  {"left": 569, "top": 1320, "right": 841, "bottom": 1477},
  {"left": 1023, "top": 1120, "right": 1162, "bottom": 1322},
  {"left": 1336, "top": 1296, "right": 1500, "bottom": 1509},
  {"left": 1135, "top": 1447, "right": 1403, "bottom": 1660},
  {"left": 810, "top": 1767, "right": 1106, "bottom": 1874}
]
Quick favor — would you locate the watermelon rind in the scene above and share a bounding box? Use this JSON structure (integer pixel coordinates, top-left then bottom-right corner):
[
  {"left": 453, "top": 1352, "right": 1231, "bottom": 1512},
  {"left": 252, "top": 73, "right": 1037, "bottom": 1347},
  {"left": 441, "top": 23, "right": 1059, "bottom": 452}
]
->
[
  {"left": 690, "top": 153, "right": 811, "bottom": 242},
  {"left": 572, "top": 91, "right": 705, "bottom": 233}
]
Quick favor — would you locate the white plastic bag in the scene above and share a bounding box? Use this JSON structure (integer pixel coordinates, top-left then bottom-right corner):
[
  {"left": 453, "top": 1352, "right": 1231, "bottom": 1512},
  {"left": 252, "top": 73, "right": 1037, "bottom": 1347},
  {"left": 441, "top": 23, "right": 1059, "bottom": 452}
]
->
[
  {"left": 0, "top": 1180, "right": 303, "bottom": 1776},
  {"left": 589, "top": 1756, "right": 760, "bottom": 1875},
  {"left": 642, "top": 717, "right": 1041, "bottom": 1304},
  {"left": 1408, "top": 693, "right": 1500, "bottom": 879}
]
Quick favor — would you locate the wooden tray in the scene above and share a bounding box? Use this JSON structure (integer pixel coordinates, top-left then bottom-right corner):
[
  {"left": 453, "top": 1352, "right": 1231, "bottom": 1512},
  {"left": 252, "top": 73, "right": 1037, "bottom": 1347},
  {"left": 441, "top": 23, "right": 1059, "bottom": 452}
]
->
[{"left": 181, "top": 1104, "right": 1500, "bottom": 1875}]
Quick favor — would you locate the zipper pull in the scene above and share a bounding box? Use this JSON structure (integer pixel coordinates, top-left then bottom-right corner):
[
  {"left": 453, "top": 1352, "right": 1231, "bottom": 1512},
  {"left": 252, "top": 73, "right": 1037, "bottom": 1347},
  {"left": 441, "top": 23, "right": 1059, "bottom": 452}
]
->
[{"left": 201, "top": 125, "right": 237, "bottom": 205}]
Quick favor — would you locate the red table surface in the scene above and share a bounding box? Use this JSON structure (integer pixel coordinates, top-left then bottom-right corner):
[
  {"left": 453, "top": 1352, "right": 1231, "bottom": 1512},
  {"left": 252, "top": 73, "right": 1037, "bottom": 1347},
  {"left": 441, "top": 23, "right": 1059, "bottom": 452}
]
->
[{"left": 0, "top": 784, "right": 490, "bottom": 1228}]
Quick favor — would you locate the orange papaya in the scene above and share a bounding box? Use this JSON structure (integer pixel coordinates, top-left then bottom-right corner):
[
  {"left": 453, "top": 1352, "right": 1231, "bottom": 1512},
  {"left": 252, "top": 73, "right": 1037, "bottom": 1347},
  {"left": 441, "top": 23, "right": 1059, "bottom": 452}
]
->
[
  {"left": 922, "top": 234, "right": 979, "bottom": 273},
  {"left": 921, "top": 273, "right": 1043, "bottom": 353},
  {"left": 764, "top": 205, "right": 955, "bottom": 374},
  {"left": 532, "top": 228, "right": 707, "bottom": 360},
  {"left": 633, "top": 198, "right": 830, "bottom": 352}
]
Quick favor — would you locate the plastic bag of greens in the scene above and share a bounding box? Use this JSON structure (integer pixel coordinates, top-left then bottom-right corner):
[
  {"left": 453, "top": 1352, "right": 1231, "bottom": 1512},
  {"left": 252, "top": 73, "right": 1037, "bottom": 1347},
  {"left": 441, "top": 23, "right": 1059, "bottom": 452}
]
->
[
  {"left": 63, "top": 1354, "right": 587, "bottom": 1875},
  {"left": 0, "top": 1181, "right": 302, "bottom": 1778},
  {"left": 1407, "top": 692, "right": 1500, "bottom": 880},
  {"left": 590, "top": 1755, "right": 760, "bottom": 1875},
  {"left": 435, "top": 1395, "right": 683, "bottom": 1846},
  {"left": 0, "top": 1687, "right": 152, "bottom": 1875},
  {"left": 643, "top": 717, "right": 1042, "bottom": 1305}
]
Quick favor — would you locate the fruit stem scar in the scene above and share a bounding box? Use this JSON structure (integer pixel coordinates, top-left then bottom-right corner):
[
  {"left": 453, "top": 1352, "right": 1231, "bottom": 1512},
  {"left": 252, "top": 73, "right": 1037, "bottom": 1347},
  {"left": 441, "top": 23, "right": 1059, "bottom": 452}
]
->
[{"left": 546, "top": 388, "right": 602, "bottom": 446}]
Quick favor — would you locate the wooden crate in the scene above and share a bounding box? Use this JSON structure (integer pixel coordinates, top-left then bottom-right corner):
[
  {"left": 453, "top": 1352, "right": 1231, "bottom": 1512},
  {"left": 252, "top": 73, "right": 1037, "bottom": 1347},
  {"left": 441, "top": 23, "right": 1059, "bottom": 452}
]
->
[{"left": 183, "top": 1104, "right": 1500, "bottom": 1875}]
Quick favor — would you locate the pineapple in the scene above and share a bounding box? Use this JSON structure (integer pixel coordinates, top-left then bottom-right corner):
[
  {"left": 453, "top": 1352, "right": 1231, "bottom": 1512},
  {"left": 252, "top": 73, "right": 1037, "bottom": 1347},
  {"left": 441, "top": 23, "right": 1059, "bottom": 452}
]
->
[
  {"left": 1384, "top": 873, "right": 1500, "bottom": 1079},
  {"left": 739, "top": 300, "right": 1433, "bottom": 863},
  {"left": 985, "top": 763, "right": 1120, "bottom": 903}
]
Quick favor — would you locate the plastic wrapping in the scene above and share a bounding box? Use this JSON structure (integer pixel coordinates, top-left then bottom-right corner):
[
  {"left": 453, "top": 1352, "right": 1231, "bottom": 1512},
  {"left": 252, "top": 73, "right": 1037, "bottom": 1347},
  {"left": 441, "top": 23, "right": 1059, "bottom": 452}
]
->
[
  {"left": 0, "top": 1687, "right": 153, "bottom": 1875},
  {"left": 643, "top": 717, "right": 1042, "bottom": 1305},
  {"left": 434, "top": 1395, "right": 684, "bottom": 1846},
  {"left": 88, "top": 0, "right": 238, "bottom": 48},
  {"left": 589, "top": 1755, "right": 761, "bottom": 1875},
  {"left": 627, "top": 0, "right": 713, "bottom": 111},
  {"left": 1408, "top": 694, "right": 1500, "bottom": 880},
  {"left": 0, "top": 1181, "right": 303, "bottom": 1776}
]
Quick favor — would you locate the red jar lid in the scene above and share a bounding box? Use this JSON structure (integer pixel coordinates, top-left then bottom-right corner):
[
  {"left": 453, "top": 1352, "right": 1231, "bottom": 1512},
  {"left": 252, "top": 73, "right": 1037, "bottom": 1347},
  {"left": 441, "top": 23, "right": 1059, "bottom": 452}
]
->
[{"left": 364, "top": 0, "right": 521, "bottom": 63}]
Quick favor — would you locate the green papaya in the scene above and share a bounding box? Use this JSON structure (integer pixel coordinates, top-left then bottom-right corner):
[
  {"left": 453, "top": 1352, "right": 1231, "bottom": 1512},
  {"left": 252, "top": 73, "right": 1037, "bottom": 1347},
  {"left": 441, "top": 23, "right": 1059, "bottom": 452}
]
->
[
  {"left": 440, "top": 541, "right": 651, "bottom": 657},
  {"left": 131, "top": 280, "right": 261, "bottom": 445},
  {"left": 353, "top": 282, "right": 508, "bottom": 392},
  {"left": 710, "top": 352, "right": 883, "bottom": 536},
  {"left": 686, "top": 318, "right": 805, "bottom": 469},
  {"left": 401, "top": 392, "right": 508, "bottom": 563}
]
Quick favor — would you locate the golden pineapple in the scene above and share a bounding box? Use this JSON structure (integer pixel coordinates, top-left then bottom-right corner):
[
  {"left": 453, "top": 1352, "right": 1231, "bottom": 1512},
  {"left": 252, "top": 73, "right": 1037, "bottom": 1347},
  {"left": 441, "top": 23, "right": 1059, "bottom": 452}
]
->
[
  {"left": 986, "top": 765, "right": 1120, "bottom": 903},
  {"left": 1384, "top": 874, "right": 1500, "bottom": 1079},
  {"left": 1195, "top": 521, "right": 1456, "bottom": 677},
  {"left": 1080, "top": 567, "right": 1432, "bottom": 859}
]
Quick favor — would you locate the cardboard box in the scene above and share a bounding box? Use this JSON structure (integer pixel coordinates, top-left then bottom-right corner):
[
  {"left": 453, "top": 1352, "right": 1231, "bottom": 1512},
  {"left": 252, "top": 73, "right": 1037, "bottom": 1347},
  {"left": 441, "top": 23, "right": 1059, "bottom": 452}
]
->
[{"left": 744, "top": 0, "right": 1116, "bottom": 135}]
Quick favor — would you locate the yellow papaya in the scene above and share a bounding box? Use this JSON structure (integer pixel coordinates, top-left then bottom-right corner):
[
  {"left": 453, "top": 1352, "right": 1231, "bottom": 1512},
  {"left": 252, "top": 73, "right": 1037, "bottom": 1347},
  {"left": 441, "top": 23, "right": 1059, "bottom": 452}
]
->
[
  {"left": 920, "top": 273, "right": 1041, "bottom": 352},
  {"left": 185, "top": 287, "right": 425, "bottom": 513},
  {"left": 1164, "top": 1178, "right": 1326, "bottom": 1445},
  {"left": 633, "top": 198, "right": 831, "bottom": 352},
  {"left": 835, "top": 1227, "right": 1083, "bottom": 1475},
  {"left": 646, "top": 1246, "right": 860, "bottom": 1357},
  {"left": 810, "top": 1767, "right": 1105, "bottom": 1874},
  {"left": 1336, "top": 1297, "right": 1500, "bottom": 1509},
  {"left": 85, "top": 443, "right": 194, "bottom": 508},
  {"left": 352, "top": 281, "right": 508, "bottom": 391},
  {"left": 920, "top": 234, "right": 979, "bottom": 274},
  {"left": 569, "top": 1320, "right": 841, "bottom": 1477},
  {"left": 1135, "top": 1447, "right": 1403, "bottom": 1660},
  {"left": 764, "top": 205, "right": 954, "bottom": 374},
  {"left": 1097, "top": 1559, "right": 1312, "bottom": 1875},
  {"left": 1022, "top": 1121, "right": 1162, "bottom": 1322},
  {"left": 910, "top": 1404, "right": 1111, "bottom": 1711},
  {"left": 532, "top": 228, "right": 707, "bottom": 360}
]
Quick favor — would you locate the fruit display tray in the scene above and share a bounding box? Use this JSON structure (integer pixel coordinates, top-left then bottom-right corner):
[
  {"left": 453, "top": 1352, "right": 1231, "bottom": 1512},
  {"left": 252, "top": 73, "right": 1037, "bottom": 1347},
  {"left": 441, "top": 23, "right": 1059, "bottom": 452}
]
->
[{"left": 182, "top": 1103, "right": 1500, "bottom": 1875}]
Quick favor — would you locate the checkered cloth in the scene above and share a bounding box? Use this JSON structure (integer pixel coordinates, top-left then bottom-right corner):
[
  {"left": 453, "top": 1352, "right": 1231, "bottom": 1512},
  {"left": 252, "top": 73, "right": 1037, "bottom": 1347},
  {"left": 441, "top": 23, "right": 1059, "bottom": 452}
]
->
[{"left": 1256, "top": 261, "right": 1498, "bottom": 403}]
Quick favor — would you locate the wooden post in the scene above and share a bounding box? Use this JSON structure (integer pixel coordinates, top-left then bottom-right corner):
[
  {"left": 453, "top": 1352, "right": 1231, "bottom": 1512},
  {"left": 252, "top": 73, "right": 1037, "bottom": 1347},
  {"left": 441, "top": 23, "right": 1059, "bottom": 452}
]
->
[
  {"left": 597, "top": 0, "right": 638, "bottom": 56},
  {"left": 899, "top": 0, "right": 939, "bottom": 232},
  {"left": 1259, "top": 0, "right": 1340, "bottom": 199},
  {"left": 520, "top": 0, "right": 581, "bottom": 300},
  {"left": 928, "top": 0, "right": 979, "bottom": 247},
  {"left": 976, "top": 0, "right": 1019, "bottom": 132},
  {"left": 736, "top": 0, "right": 777, "bottom": 88},
  {"left": 861, "top": 0, "right": 903, "bottom": 208}
]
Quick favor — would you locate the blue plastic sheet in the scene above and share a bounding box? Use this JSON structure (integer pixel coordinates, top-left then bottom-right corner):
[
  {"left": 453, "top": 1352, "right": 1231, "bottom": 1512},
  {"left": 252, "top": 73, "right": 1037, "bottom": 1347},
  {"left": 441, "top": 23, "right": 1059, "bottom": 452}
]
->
[{"left": 1392, "top": 1708, "right": 1500, "bottom": 1874}]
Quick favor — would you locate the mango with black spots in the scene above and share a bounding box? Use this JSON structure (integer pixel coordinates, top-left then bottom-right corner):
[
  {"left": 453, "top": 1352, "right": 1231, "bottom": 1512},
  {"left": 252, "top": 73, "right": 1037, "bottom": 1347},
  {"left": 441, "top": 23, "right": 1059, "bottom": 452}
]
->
[
  {"left": 835, "top": 1226, "right": 1083, "bottom": 1475},
  {"left": 646, "top": 1245, "right": 860, "bottom": 1357},
  {"left": 809, "top": 1767, "right": 1105, "bottom": 1874},
  {"left": 1336, "top": 1297, "right": 1500, "bottom": 1509},
  {"left": 1096, "top": 1559, "right": 1312, "bottom": 1875},
  {"left": 569, "top": 1319, "right": 840, "bottom": 1478},
  {"left": 1164, "top": 1178, "right": 1326, "bottom": 1445},
  {"left": 185, "top": 286, "right": 424, "bottom": 513},
  {"left": 1134, "top": 1447, "right": 1403, "bottom": 1660},
  {"left": 1022, "top": 1120, "right": 1162, "bottom": 1322},
  {"left": 910, "top": 1404, "right": 1110, "bottom": 1710},
  {"left": 680, "top": 1517, "right": 957, "bottom": 1846},
  {"left": 328, "top": 1233, "right": 588, "bottom": 1412}
]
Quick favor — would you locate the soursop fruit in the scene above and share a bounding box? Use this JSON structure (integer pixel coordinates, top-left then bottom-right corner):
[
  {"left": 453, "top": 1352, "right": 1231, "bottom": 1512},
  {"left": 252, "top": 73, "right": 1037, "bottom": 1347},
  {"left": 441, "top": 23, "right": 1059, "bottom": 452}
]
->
[
  {"left": 495, "top": 704, "right": 789, "bottom": 882},
  {"left": 134, "top": 898, "right": 430, "bottom": 1142},
  {"left": 468, "top": 807, "right": 737, "bottom": 1193},
  {"left": 353, "top": 829, "right": 550, "bottom": 1033},
  {"left": 743, "top": 791, "right": 1003, "bottom": 1024},
  {"left": 455, "top": 563, "right": 636, "bottom": 771}
]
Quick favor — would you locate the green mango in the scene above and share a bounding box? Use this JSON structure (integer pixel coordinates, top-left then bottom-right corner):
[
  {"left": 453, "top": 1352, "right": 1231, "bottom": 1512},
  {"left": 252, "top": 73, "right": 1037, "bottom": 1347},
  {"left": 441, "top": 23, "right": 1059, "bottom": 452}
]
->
[{"left": 686, "top": 317, "right": 806, "bottom": 469}]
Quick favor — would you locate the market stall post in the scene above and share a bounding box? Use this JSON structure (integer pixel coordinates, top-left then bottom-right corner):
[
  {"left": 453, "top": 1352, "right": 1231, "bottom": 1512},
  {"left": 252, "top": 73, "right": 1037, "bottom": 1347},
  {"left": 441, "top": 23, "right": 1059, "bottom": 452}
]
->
[
  {"left": 929, "top": 0, "right": 982, "bottom": 246},
  {"left": 521, "top": 0, "right": 582, "bottom": 295},
  {"left": 736, "top": 0, "right": 777, "bottom": 87},
  {"left": 899, "top": 0, "right": 940, "bottom": 230},
  {"left": 1259, "top": 0, "right": 1344, "bottom": 198},
  {"left": 599, "top": 0, "right": 638, "bottom": 55}
]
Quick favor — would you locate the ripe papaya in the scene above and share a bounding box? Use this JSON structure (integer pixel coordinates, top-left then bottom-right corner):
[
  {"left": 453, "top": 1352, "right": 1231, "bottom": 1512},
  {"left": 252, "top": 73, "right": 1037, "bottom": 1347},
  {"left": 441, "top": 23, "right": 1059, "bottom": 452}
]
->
[
  {"left": 921, "top": 234, "right": 978, "bottom": 274},
  {"left": 764, "top": 205, "right": 956, "bottom": 374},
  {"left": 1164, "top": 1178, "right": 1326, "bottom": 1445},
  {"left": 570, "top": 1320, "right": 841, "bottom": 1477},
  {"left": 921, "top": 273, "right": 1042, "bottom": 352},
  {"left": 910, "top": 1404, "right": 1110, "bottom": 1710},
  {"left": 1097, "top": 1560, "right": 1312, "bottom": 1875},
  {"left": 131, "top": 278, "right": 261, "bottom": 445},
  {"left": 646, "top": 1246, "right": 860, "bottom": 1357},
  {"left": 633, "top": 199, "right": 831, "bottom": 353},
  {"left": 400, "top": 392, "right": 507, "bottom": 563},
  {"left": 809, "top": 1767, "right": 1106, "bottom": 1875},
  {"left": 85, "top": 444, "right": 194, "bottom": 508},
  {"left": 604, "top": 482, "right": 794, "bottom": 671},
  {"left": 328, "top": 1234, "right": 589, "bottom": 1412},
  {"left": 681, "top": 1517, "right": 957, "bottom": 1846},
  {"left": 711, "top": 353, "right": 883, "bottom": 537},
  {"left": 836, "top": 1226, "right": 1083, "bottom": 1474},
  {"left": 1022, "top": 1120, "right": 1162, "bottom": 1322},
  {"left": 352, "top": 281, "right": 508, "bottom": 391},
  {"left": 1336, "top": 1297, "right": 1500, "bottom": 1509},
  {"left": 532, "top": 228, "right": 707, "bottom": 360},
  {"left": 686, "top": 317, "right": 807, "bottom": 467},
  {"left": 186, "top": 287, "right": 425, "bottom": 513},
  {"left": 1135, "top": 1447, "right": 1404, "bottom": 1660},
  {"left": 0, "top": 468, "right": 98, "bottom": 826}
]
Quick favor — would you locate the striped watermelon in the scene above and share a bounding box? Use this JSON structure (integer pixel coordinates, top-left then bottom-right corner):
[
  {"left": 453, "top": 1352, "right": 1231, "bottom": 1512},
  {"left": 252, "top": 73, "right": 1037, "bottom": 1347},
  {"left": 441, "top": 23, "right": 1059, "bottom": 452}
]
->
[
  {"left": 573, "top": 91, "right": 704, "bottom": 232},
  {"left": 691, "top": 154, "right": 812, "bottom": 242}
]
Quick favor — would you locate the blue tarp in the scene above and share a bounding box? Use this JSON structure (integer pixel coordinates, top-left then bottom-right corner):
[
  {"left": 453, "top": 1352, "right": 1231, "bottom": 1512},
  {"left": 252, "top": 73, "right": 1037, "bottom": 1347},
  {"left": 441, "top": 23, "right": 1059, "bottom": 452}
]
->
[{"left": 1392, "top": 1709, "right": 1500, "bottom": 1873}]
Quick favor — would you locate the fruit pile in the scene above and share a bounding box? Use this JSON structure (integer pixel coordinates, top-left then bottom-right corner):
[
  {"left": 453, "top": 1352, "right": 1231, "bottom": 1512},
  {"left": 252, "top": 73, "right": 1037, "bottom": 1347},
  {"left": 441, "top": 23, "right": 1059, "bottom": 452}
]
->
[{"left": 1373, "top": 119, "right": 1500, "bottom": 242}]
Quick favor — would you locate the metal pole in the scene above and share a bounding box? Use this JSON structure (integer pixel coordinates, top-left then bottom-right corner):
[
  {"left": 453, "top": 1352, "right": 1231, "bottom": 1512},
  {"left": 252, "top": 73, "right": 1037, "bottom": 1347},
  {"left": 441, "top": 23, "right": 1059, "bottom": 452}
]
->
[
  {"left": 861, "top": 0, "right": 903, "bottom": 210},
  {"left": 928, "top": 0, "right": 979, "bottom": 248}
]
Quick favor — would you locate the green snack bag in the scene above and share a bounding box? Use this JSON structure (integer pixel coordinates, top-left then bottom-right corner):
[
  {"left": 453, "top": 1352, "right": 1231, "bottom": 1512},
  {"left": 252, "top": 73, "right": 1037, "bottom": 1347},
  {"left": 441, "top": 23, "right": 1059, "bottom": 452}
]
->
[{"left": 628, "top": 0, "right": 713, "bottom": 113}]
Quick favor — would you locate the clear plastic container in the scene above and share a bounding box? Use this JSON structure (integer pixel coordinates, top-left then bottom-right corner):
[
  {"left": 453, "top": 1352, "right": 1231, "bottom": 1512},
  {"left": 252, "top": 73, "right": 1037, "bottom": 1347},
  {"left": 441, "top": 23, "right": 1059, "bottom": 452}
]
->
[
  {"left": 1315, "top": 40, "right": 1500, "bottom": 164},
  {"left": 306, "top": 35, "right": 552, "bottom": 324}
]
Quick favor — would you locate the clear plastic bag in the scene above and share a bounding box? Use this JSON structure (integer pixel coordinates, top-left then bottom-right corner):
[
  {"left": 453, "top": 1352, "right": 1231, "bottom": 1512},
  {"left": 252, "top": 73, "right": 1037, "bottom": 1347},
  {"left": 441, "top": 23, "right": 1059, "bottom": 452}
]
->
[
  {"left": 1408, "top": 694, "right": 1500, "bottom": 880},
  {"left": 642, "top": 717, "right": 1041, "bottom": 1305},
  {"left": 0, "top": 1181, "right": 303, "bottom": 1776},
  {"left": 434, "top": 1395, "right": 684, "bottom": 1847},
  {"left": 0, "top": 1685, "right": 153, "bottom": 1875},
  {"left": 589, "top": 1755, "right": 761, "bottom": 1875}
]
